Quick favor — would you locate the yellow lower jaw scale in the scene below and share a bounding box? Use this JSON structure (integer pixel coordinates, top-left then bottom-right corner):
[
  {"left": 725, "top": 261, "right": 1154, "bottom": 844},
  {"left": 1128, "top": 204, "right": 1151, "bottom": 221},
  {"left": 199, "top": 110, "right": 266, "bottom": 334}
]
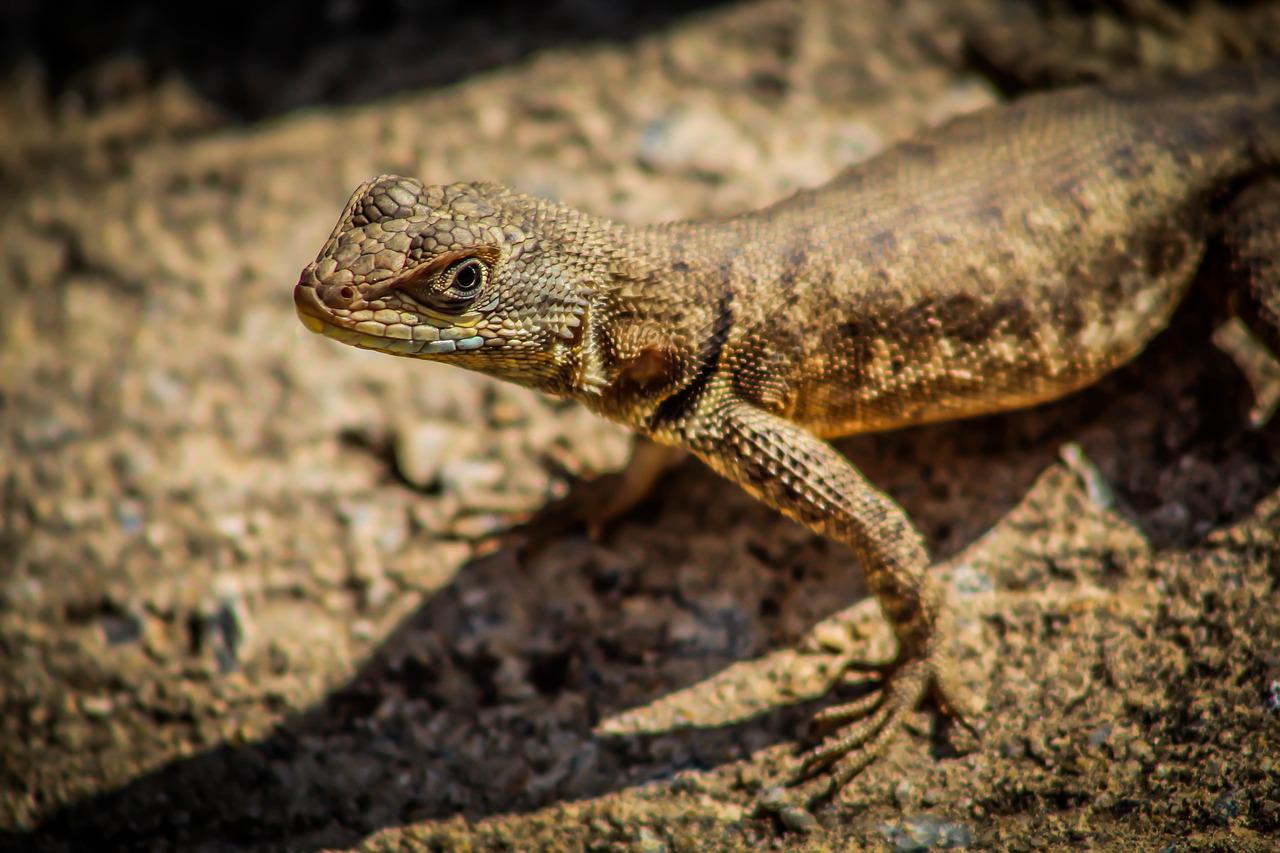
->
[{"left": 298, "top": 312, "right": 327, "bottom": 334}]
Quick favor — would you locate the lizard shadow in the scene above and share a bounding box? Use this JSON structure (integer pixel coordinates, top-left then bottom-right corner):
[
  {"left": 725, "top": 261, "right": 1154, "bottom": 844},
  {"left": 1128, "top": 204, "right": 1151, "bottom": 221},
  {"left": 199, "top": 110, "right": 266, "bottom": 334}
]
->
[{"left": 20, "top": 297, "right": 1280, "bottom": 851}]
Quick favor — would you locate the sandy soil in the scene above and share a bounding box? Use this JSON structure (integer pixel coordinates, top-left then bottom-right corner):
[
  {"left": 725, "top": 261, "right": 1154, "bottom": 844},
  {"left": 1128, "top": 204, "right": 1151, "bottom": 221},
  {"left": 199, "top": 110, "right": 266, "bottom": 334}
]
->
[{"left": 2, "top": 1, "right": 1279, "bottom": 850}]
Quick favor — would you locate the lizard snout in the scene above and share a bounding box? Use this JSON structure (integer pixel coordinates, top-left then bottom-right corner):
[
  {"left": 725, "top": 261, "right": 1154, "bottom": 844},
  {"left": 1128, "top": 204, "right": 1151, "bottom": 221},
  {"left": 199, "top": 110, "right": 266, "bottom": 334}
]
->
[{"left": 293, "top": 279, "right": 332, "bottom": 334}]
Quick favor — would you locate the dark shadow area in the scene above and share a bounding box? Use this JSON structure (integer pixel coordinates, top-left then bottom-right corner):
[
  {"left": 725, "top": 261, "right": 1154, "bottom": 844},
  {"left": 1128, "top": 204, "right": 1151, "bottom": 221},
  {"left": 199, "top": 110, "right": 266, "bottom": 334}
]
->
[
  {"left": 12, "top": 278, "right": 1280, "bottom": 851},
  {"left": 959, "top": 0, "right": 1280, "bottom": 98},
  {"left": 0, "top": 0, "right": 732, "bottom": 121}
]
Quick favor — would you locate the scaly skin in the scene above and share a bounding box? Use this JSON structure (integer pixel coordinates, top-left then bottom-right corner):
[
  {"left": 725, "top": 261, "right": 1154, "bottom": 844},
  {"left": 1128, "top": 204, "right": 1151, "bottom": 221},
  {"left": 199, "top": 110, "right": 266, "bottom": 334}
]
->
[{"left": 294, "top": 62, "right": 1280, "bottom": 796}]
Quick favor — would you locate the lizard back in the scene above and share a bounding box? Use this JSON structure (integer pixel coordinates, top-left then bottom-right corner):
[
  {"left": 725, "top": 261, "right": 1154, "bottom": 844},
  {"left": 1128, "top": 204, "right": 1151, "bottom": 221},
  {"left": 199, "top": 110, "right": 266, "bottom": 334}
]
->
[{"left": 641, "top": 62, "right": 1280, "bottom": 439}]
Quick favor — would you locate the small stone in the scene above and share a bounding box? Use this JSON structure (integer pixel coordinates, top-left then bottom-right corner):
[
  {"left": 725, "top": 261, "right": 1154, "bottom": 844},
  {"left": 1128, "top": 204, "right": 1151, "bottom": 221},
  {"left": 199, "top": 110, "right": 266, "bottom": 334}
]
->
[
  {"left": 878, "top": 814, "right": 974, "bottom": 851},
  {"left": 948, "top": 562, "right": 993, "bottom": 597},
  {"left": 1088, "top": 723, "right": 1113, "bottom": 749},
  {"left": 756, "top": 786, "right": 787, "bottom": 812},
  {"left": 1148, "top": 501, "right": 1191, "bottom": 540},
  {"left": 438, "top": 459, "right": 506, "bottom": 502},
  {"left": 1213, "top": 790, "right": 1242, "bottom": 825},
  {"left": 101, "top": 607, "right": 144, "bottom": 646},
  {"left": 778, "top": 806, "right": 818, "bottom": 834},
  {"left": 1059, "top": 442, "right": 1115, "bottom": 509},
  {"left": 189, "top": 589, "right": 250, "bottom": 674},
  {"left": 638, "top": 107, "right": 757, "bottom": 176},
  {"left": 214, "top": 513, "right": 247, "bottom": 540},
  {"left": 115, "top": 502, "right": 145, "bottom": 535},
  {"left": 1265, "top": 679, "right": 1280, "bottom": 714},
  {"left": 447, "top": 513, "right": 511, "bottom": 540},
  {"left": 809, "top": 620, "right": 855, "bottom": 655},
  {"left": 635, "top": 827, "right": 666, "bottom": 853},
  {"left": 393, "top": 421, "right": 456, "bottom": 490}
]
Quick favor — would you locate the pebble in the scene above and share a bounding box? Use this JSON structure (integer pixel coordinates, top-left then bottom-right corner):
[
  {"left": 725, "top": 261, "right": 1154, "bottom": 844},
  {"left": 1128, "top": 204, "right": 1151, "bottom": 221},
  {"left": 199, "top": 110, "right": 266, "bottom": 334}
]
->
[
  {"left": 635, "top": 827, "right": 667, "bottom": 853},
  {"left": 877, "top": 814, "right": 974, "bottom": 851},
  {"left": 948, "top": 563, "right": 994, "bottom": 597},
  {"left": 1212, "top": 790, "right": 1242, "bottom": 824},
  {"left": 189, "top": 592, "right": 250, "bottom": 674},
  {"left": 80, "top": 695, "right": 115, "bottom": 719},
  {"left": 778, "top": 806, "right": 818, "bottom": 834},
  {"left": 448, "top": 513, "right": 512, "bottom": 540},
  {"left": 1059, "top": 442, "right": 1115, "bottom": 509},
  {"left": 438, "top": 458, "right": 506, "bottom": 501},
  {"left": 101, "top": 608, "right": 145, "bottom": 646},
  {"left": 757, "top": 786, "right": 787, "bottom": 811},
  {"left": 394, "top": 420, "right": 468, "bottom": 490},
  {"left": 637, "top": 107, "right": 758, "bottom": 176},
  {"left": 756, "top": 786, "right": 818, "bottom": 834},
  {"left": 20, "top": 419, "right": 71, "bottom": 455}
]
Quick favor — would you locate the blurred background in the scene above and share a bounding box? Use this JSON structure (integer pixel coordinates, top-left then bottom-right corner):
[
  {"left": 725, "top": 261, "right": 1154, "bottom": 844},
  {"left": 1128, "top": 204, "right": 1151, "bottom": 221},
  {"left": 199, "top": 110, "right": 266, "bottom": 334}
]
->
[{"left": 0, "top": 0, "right": 732, "bottom": 120}]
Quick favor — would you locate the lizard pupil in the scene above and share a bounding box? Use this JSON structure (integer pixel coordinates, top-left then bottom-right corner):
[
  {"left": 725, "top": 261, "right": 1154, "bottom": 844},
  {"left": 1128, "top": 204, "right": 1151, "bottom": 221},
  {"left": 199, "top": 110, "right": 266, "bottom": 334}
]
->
[{"left": 451, "top": 260, "right": 482, "bottom": 291}]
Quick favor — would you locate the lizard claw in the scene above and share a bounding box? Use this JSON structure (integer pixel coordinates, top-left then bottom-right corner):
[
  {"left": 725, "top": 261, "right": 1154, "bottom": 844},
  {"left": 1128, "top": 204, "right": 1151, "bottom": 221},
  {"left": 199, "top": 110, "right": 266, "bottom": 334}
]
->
[
  {"left": 791, "top": 656, "right": 928, "bottom": 785},
  {"left": 790, "top": 652, "right": 977, "bottom": 796}
]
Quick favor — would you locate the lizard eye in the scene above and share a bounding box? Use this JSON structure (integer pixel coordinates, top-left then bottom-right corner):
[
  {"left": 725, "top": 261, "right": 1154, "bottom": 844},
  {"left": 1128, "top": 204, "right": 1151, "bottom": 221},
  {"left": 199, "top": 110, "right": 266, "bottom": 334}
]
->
[
  {"left": 446, "top": 258, "right": 486, "bottom": 297},
  {"left": 397, "top": 251, "right": 494, "bottom": 312}
]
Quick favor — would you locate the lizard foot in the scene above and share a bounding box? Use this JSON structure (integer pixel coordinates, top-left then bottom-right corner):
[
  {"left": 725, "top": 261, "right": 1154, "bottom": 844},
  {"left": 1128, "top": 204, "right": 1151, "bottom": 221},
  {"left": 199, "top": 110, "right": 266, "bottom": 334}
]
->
[{"left": 791, "top": 651, "right": 977, "bottom": 797}]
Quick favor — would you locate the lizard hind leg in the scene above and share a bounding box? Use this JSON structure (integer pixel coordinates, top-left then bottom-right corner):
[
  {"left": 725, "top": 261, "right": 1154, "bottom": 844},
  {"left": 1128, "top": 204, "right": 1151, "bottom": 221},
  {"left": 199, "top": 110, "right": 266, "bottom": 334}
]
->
[
  {"left": 561, "top": 435, "right": 687, "bottom": 536},
  {"left": 1223, "top": 177, "right": 1280, "bottom": 362}
]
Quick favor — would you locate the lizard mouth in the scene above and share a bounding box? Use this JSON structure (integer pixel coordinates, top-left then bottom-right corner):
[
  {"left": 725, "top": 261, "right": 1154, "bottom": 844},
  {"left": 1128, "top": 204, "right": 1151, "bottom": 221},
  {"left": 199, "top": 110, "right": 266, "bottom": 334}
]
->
[
  {"left": 293, "top": 280, "right": 340, "bottom": 333},
  {"left": 293, "top": 273, "right": 489, "bottom": 356}
]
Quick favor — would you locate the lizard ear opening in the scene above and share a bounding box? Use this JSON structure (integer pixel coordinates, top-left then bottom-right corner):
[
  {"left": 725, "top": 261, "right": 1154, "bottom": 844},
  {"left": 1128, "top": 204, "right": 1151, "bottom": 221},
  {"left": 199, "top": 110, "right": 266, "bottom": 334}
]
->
[{"left": 617, "top": 345, "right": 676, "bottom": 394}]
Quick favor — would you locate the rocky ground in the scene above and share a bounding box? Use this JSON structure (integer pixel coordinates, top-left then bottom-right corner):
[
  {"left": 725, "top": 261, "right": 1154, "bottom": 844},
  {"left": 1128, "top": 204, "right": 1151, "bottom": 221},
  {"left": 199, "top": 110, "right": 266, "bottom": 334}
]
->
[{"left": 2, "top": 1, "right": 1280, "bottom": 850}]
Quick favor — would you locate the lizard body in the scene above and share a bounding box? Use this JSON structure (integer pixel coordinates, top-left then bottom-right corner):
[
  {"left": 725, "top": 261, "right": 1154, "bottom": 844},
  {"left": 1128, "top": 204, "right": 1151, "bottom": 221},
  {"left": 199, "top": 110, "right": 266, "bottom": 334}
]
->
[{"left": 294, "top": 62, "right": 1280, "bottom": 794}]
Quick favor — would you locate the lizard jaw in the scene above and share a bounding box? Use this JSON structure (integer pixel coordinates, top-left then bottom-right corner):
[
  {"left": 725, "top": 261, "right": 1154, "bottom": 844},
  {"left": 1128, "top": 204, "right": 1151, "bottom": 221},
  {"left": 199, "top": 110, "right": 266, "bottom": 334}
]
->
[
  {"left": 293, "top": 278, "right": 489, "bottom": 356},
  {"left": 293, "top": 281, "right": 332, "bottom": 335}
]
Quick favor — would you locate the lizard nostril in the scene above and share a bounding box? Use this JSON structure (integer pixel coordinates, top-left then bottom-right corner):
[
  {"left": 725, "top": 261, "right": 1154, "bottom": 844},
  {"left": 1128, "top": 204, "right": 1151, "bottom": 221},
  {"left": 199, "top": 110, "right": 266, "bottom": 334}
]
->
[{"left": 323, "top": 284, "right": 357, "bottom": 309}]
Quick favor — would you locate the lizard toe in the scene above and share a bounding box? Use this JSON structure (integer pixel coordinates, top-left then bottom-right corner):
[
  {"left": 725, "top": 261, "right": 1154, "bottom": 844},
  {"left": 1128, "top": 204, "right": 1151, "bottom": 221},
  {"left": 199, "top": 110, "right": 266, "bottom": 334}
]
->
[{"left": 792, "top": 656, "right": 931, "bottom": 787}]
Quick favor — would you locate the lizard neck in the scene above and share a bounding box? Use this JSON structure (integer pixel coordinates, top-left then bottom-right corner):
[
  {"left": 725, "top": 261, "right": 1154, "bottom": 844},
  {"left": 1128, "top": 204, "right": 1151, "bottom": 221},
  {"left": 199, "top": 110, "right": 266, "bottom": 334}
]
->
[{"left": 570, "top": 220, "right": 737, "bottom": 434}]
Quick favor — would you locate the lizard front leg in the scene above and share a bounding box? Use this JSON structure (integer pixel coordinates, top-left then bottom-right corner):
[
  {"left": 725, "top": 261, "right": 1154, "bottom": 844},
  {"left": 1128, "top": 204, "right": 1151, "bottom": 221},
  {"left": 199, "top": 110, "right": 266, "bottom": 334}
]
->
[{"left": 687, "top": 401, "right": 975, "bottom": 793}]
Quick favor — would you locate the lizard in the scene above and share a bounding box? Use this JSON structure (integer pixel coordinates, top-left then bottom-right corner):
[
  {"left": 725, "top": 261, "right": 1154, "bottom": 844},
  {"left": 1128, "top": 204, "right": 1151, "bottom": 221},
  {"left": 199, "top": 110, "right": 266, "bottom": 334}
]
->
[{"left": 292, "top": 62, "right": 1280, "bottom": 795}]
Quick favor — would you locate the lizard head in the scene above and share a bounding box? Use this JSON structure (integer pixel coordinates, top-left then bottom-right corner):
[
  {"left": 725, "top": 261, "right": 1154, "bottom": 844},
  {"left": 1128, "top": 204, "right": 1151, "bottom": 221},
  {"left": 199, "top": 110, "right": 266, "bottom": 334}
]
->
[{"left": 295, "top": 174, "right": 612, "bottom": 394}]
